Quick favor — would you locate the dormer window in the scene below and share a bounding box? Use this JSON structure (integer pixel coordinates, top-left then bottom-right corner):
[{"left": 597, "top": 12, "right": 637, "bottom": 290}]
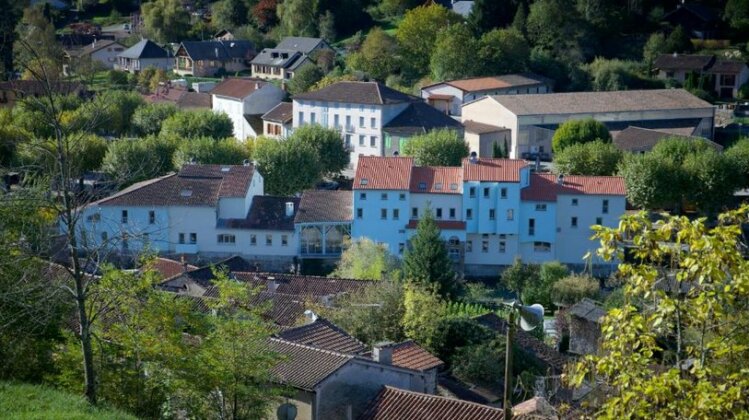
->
[
  {"left": 434, "top": 182, "right": 442, "bottom": 191},
  {"left": 450, "top": 183, "right": 458, "bottom": 191},
  {"left": 418, "top": 182, "right": 427, "bottom": 190},
  {"left": 180, "top": 189, "right": 193, "bottom": 197},
  {"left": 360, "top": 178, "right": 368, "bottom": 186}
]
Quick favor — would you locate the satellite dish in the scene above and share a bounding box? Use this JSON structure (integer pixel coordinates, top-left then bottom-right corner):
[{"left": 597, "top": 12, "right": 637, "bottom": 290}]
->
[{"left": 518, "top": 304, "right": 544, "bottom": 331}]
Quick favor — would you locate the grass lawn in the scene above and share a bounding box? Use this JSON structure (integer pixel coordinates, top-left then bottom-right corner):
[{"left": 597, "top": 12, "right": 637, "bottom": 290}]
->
[{"left": 0, "top": 382, "right": 136, "bottom": 420}]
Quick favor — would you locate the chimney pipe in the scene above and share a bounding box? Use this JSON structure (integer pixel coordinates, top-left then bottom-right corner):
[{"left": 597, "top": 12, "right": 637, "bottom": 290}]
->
[
  {"left": 267, "top": 276, "right": 279, "bottom": 292},
  {"left": 285, "top": 201, "right": 295, "bottom": 218},
  {"left": 372, "top": 342, "right": 394, "bottom": 365},
  {"left": 557, "top": 174, "right": 565, "bottom": 185}
]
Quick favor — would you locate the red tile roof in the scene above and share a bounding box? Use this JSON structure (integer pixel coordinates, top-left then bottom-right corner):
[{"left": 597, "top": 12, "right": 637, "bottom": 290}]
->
[
  {"left": 521, "top": 173, "right": 626, "bottom": 202},
  {"left": 149, "top": 257, "right": 196, "bottom": 279},
  {"left": 462, "top": 158, "right": 529, "bottom": 183},
  {"left": 211, "top": 78, "right": 267, "bottom": 100},
  {"left": 233, "top": 272, "right": 374, "bottom": 297},
  {"left": 354, "top": 156, "right": 414, "bottom": 190},
  {"left": 359, "top": 386, "right": 505, "bottom": 420},
  {"left": 428, "top": 93, "right": 454, "bottom": 100},
  {"left": 409, "top": 166, "right": 463, "bottom": 194},
  {"left": 406, "top": 220, "right": 466, "bottom": 230},
  {"left": 391, "top": 340, "right": 444, "bottom": 371}
]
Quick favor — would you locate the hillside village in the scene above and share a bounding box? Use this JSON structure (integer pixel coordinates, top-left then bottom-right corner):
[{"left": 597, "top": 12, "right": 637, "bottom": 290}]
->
[{"left": 2, "top": 0, "right": 749, "bottom": 419}]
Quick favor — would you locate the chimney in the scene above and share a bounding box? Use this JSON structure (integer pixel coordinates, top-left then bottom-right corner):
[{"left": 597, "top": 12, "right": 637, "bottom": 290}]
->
[
  {"left": 303, "top": 309, "right": 318, "bottom": 324},
  {"left": 181, "top": 255, "right": 189, "bottom": 273},
  {"left": 557, "top": 174, "right": 565, "bottom": 185},
  {"left": 469, "top": 151, "right": 478, "bottom": 164},
  {"left": 372, "top": 342, "right": 394, "bottom": 365},
  {"left": 285, "top": 201, "right": 295, "bottom": 218},
  {"left": 267, "top": 276, "right": 279, "bottom": 292}
]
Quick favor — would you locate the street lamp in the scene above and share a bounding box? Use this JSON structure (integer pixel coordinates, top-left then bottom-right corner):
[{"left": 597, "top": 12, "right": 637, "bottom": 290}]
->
[{"left": 502, "top": 301, "right": 545, "bottom": 419}]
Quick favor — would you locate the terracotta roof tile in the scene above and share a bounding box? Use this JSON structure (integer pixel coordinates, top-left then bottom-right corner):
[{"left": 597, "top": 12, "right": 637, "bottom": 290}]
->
[
  {"left": 211, "top": 78, "right": 267, "bottom": 100},
  {"left": 391, "top": 340, "right": 444, "bottom": 371},
  {"left": 409, "top": 166, "right": 463, "bottom": 194},
  {"left": 406, "top": 220, "right": 466, "bottom": 230},
  {"left": 234, "top": 272, "right": 374, "bottom": 297},
  {"left": 294, "top": 190, "right": 353, "bottom": 223},
  {"left": 521, "top": 174, "right": 626, "bottom": 202},
  {"left": 440, "top": 73, "right": 550, "bottom": 92},
  {"left": 149, "top": 257, "right": 196, "bottom": 279},
  {"left": 217, "top": 196, "right": 299, "bottom": 230},
  {"left": 462, "top": 158, "right": 529, "bottom": 182},
  {"left": 262, "top": 102, "right": 293, "bottom": 124},
  {"left": 276, "top": 317, "right": 367, "bottom": 354},
  {"left": 269, "top": 338, "right": 352, "bottom": 391},
  {"left": 463, "top": 120, "right": 507, "bottom": 134},
  {"left": 359, "top": 386, "right": 505, "bottom": 420},
  {"left": 354, "top": 156, "right": 414, "bottom": 190}
]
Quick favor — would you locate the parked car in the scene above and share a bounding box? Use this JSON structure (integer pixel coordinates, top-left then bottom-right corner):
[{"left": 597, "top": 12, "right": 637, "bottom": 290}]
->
[{"left": 521, "top": 151, "right": 552, "bottom": 162}]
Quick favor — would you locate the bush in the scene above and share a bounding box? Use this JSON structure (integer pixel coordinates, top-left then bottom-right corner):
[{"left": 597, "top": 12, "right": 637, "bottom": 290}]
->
[
  {"left": 552, "top": 140, "right": 622, "bottom": 176},
  {"left": 522, "top": 261, "right": 569, "bottom": 309},
  {"left": 160, "top": 110, "right": 234, "bottom": 140},
  {"left": 552, "top": 275, "right": 600, "bottom": 306},
  {"left": 552, "top": 119, "right": 611, "bottom": 153},
  {"left": 401, "top": 129, "right": 468, "bottom": 166},
  {"left": 107, "top": 70, "right": 129, "bottom": 87}
]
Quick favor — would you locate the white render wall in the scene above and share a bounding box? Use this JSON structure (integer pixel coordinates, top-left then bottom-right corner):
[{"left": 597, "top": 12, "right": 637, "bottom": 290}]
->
[
  {"left": 422, "top": 83, "right": 550, "bottom": 116},
  {"left": 90, "top": 44, "right": 126, "bottom": 69}
]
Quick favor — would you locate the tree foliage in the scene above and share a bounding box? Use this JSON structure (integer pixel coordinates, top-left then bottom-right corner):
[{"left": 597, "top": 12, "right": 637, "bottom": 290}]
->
[
  {"left": 477, "top": 28, "right": 530, "bottom": 76},
  {"left": 552, "top": 118, "right": 611, "bottom": 153},
  {"left": 430, "top": 23, "right": 479, "bottom": 82},
  {"left": 552, "top": 274, "right": 599, "bottom": 306},
  {"left": 569, "top": 207, "right": 749, "bottom": 418},
  {"left": 173, "top": 137, "right": 251, "bottom": 167},
  {"left": 131, "top": 102, "right": 178, "bottom": 137},
  {"left": 141, "top": 0, "right": 191, "bottom": 43},
  {"left": 467, "top": 0, "right": 516, "bottom": 35},
  {"left": 160, "top": 110, "right": 234, "bottom": 140},
  {"left": 523, "top": 261, "right": 569, "bottom": 310},
  {"left": 395, "top": 4, "right": 461, "bottom": 80},
  {"left": 403, "top": 208, "right": 459, "bottom": 298},
  {"left": 553, "top": 140, "right": 622, "bottom": 176},
  {"left": 101, "top": 136, "right": 178, "bottom": 186},
  {"left": 288, "top": 124, "right": 349, "bottom": 176},
  {"left": 501, "top": 258, "right": 540, "bottom": 302},
  {"left": 726, "top": 138, "right": 749, "bottom": 188},
  {"left": 252, "top": 136, "right": 322, "bottom": 195},
  {"left": 725, "top": 0, "right": 749, "bottom": 32},
  {"left": 278, "top": 0, "right": 319, "bottom": 37},
  {"left": 347, "top": 27, "right": 399, "bottom": 81},
  {"left": 401, "top": 129, "right": 468, "bottom": 167},
  {"left": 286, "top": 64, "right": 325, "bottom": 95},
  {"left": 331, "top": 238, "right": 399, "bottom": 280}
]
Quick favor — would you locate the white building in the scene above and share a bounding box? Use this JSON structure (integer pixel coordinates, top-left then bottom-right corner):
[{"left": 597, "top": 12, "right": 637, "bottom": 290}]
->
[
  {"left": 251, "top": 37, "right": 332, "bottom": 80},
  {"left": 421, "top": 73, "right": 552, "bottom": 117},
  {"left": 462, "top": 88, "right": 715, "bottom": 160},
  {"left": 64, "top": 40, "right": 126, "bottom": 73},
  {"left": 74, "top": 164, "right": 299, "bottom": 271},
  {"left": 293, "top": 81, "right": 461, "bottom": 167},
  {"left": 211, "top": 78, "right": 285, "bottom": 140},
  {"left": 351, "top": 156, "right": 626, "bottom": 275},
  {"left": 115, "top": 39, "right": 172, "bottom": 73}
]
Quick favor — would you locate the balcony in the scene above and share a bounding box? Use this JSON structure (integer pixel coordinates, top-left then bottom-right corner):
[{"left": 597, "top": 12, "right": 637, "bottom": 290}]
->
[{"left": 175, "top": 244, "right": 198, "bottom": 254}]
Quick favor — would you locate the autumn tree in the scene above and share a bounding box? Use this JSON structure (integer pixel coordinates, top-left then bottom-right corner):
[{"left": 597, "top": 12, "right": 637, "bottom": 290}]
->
[{"left": 568, "top": 207, "right": 749, "bottom": 418}]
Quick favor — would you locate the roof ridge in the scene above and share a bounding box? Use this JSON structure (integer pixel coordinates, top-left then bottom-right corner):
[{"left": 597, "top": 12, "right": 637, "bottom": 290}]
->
[
  {"left": 95, "top": 172, "right": 177, "bottom": 206},
  {"left": 380, "top": 385, "right": 505, "bottom": 410},
  {"left": 270, "top": 337, "right": 355, "bottom": 358}
]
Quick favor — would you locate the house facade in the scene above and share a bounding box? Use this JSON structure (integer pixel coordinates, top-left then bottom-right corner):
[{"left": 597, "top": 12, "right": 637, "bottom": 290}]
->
[
  {"left": 462, "top": 89, "right": 715, "bottom": 160},
  {"left": 421, "top": 74, "right": 552, "bottom": 117},
  {"left": 174, "top": 40, "right": 255, "bottom": 77},
  {"left": 262, "top": 102, "right": 293, "bottom": 138},
  {"left": 293, "top": 82, "right": 460, "bottom": 167},
  {"left": 654, "top": 54, "right": 749, "bottom": 99},
  {"left": 351, "top": 156, "right": 626, "bottom": 275},
  {"left": 251, "top": 37, "right": 332, "bottom": 80},
  {"left": 64, "top": 39, "right": 126, "bottom": 73},
  {"left": 211, "top": 78, "right": 286, "bottom": 140},
  {"left": 115, "top": 39, "right": 172, "bottom": 73}
]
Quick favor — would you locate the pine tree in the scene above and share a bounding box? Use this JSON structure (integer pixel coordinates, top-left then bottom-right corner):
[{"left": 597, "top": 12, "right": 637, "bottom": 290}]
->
[
  {"left": 493, "top": 141, "right": 502, "bottom": 158},
  {"left": 403, "top": 207, "right": 459, "bottom": 298},
  {"left": 503, "top": 138, "right": 510, "bottom": 158},
  {"left": 512, "top": 2, "right": 528, "bottom": 36}
]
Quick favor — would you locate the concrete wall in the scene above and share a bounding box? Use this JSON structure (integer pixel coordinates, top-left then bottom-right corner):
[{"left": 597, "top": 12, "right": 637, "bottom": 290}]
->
[
  {"left": 554, "top": 194, "right": 624, "bottom": 265},
  {"left": 465, "top": 129, "right": 511, "bottom": 158},
  {"left": 462, "top": 98, "right": 520, "bottom": 158},
  {"left": 351, "top": 189, "right": 409, "bottom": 256},
  {"left": 90, "top": 43, "right": 126, "bottom": 69},
  {"left": 422, "top": 83, "right": 551, "bottom": 117},
  {"left": 569, "top": 318, "right": 601, "bottom": 356}
]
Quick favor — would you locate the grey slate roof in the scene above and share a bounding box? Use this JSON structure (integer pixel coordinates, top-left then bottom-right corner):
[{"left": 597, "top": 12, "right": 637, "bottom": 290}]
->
[
  {"left": 654, "top": 54, "right": 715, "bottom": 71},
  {"left": 262, "top": 102, "right": 293, "bottom": 124},
  {"left": 216, "top": 195, "right": 300, "bottom": 231},
  {"left": 708, "top": 59, "right": 748, "bottom": 74},
  {"left": 568, "top": 298, "right": 606, "bottom": 324},
  {"left": 118, "top": 39, "right": 170, "bottom": 59},
  {"left": 383, "top": 102, "right": 463, "bottom": 136},
  {"left": 275, "top": 37, "right": 327, "bottom": 54},
  {"left": 491, "top": 89, "right": 713, "bottom": 116},
  {"left": 251, "top": 49, "right": 306, "bottom": 68},
  {"left": 613, "top": 126, "right": 722, "bottom": 153},
  {"left": 66, "top": 40, "right": 123, "bottom": 58},
  {"left": 294, "top": 82, "right": 419, "bottom": 105},
  {"left": 294, "top": 190, "right": 353, "bottom": 224},
  {"left": 179, "top": 40, "right": 255, "bottom": 61},
  {"left": 269, "top": 338, "right": 352, "bottom": 391},
  {"left": 276, "top": 317, "right": 367, "bottom": 354}
]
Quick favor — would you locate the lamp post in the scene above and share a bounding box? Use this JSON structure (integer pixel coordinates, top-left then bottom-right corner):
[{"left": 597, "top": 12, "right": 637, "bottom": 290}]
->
[{"left": 502, "top": 301, "right": 545, "bottom": 419}]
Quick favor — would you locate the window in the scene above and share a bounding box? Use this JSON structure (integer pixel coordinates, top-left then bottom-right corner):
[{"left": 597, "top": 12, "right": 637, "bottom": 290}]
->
[
  {"left": 298, "top": 111, "right": 304, "bottom": 124},
  {"left": 596, "top": 217, "right": 603, "bottom": 225},
  {"left": 434, "top": 182, "right": 443, "bottom": 191},
  {"left": 571, "top": 217, "right": 578, "bottom": 228},
  {"left": 436, "top": 208, "right": 443, "bottom": 219},
  {"left": 528, "top": 218, "right": 535, "bottom": 236},
  {"left": 359, "top": 116, "right": 365, "bottom": 127},
  {"left": 466, "top": 209, "right": 473, "bottom": 219},
  {"left": 370, "top": 136, "right": 376, "bottom": 147},
  {"left": 250, "top": 234, "right": 257, "bottom": 245},
  {"left": 483, "top": 187, "right": 490, "bottom": 198},
  {"left": 469, "top": 187, "right": 476, "bottom": 198},
  {"left": 482, "top": 241, "right": 489, "bottom": 253},
  {"left": 381, "top": 193, "right": 388, "bottom": 200},
  {"left": 360, "top": 178, "right": 368, "bottom": 186},
  {"left": 359, "top": 135, "right": 365, "bottom": 146},
  {"left": 535, "top": 204, "right": 547, "bottom": 211},
  {"left": 398, "top": 243, "right": 405, "bottom": 254},
  {"left": 371, "top": 117, "right": 376, "bottom": 128},
  {"left": 356, "top": 208, "right": 363, "bottom": 219},
  {"left": 393, "top": 209, "right": 400, "bottom": 220},
  {"left": 346, "top": 115, "right": 351, "bottom": 128},
  {"left": 489, "top": 209, "right": 496, "bottom": 220},
  {"left": 418, "top": 182, "right": 427, "bottom": 191},
  {"left": 572, "top": 198, "right": 578, "bottom": 206},
  {"left": 381, "top": 209, "right": 387, "bottom": 220},
  {"left": 499, "top": 241, "right": 506, "bottom": 253},
  {"left": 499, "top": 234, "right": 506, "bottom": 239},
  {"left": 101, "top": 232, "right": 108, "bottom": 241},
  {"left": 190, "top": 233, "right": 197, "bottom": 244},
  {"left": 399, "top": 193, "right": 406, "bottom": 201},
  {"left": 121, "top": 210, "right": 128, "bottom": 224},
  {"left": 333, "top": 114, "right": 339, "bottom": 128},
  {"left": 310, "top": 112, "right": 316, "bottom": 124},
  {"left": 412, "top": 207, "right": 418, "bottom": 218},
  {"left": 507, "top": 209, "right": 514, "bottom": 220},
  {"left": 466, "top": 240, "right": 473, "bottom": 253},
  {"left": 218, "top": 234, "right": 236, "bottom": 244},
  {"left": 450, "top": 183, "right": 458, "bottom": 191},
  {"left": 500, "top": 188, "right": 507, "bottom": 199},
  {"left": 87, "top": 213, "right": 101, "bottom": 223},
  {"left": 360, "top": 192, "right": 367, "bottom": 200},
  {"left": 602, "top": 199, "right": 609, "bottom": 214},
  {"left": 149, "top": 210, "right": 155, "bottom": 224},
  {"left": 449, "top": 208, "right": 456, "bottom": 219},
  {"left": 179, "top": 233, "right": 185, "bottom": 244},
  {"left": 533, "top": 241, "right": 551, "bottom": 252}
]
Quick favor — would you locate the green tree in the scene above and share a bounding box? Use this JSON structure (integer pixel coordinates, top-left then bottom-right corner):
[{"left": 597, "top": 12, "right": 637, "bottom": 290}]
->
[
  {"left": 477, "top": 28, "right": 530, "bottom": 76},
  {"left": 278, "top": 0, "right": 319, "bottom": 37},
  {"left": 395, "top": 4, "right": 461, "bottom": 80},
  {"left": 318, "top": 10, "right": 336, "bottom": 42},
  {"left": 467, "top": 0, "right": 516, "bottom": 35},
  {"left": 401, "top": 284, "right": 448, "bottom": 349},
  {"left": 141, "top": 0, "right": 191, "bottom": 43},
  {"left": 682, "top": 150, "right": 742, "bottom": 216},
  {"left": 511, "top": 2, "right": 528, "bottom": 36},
  {"left": 173, "top": 137, "right": 251, "bottom": 167},
  {"left": 552, "top": 140, "right": 623, "bottom": 176},
  {"left": 211, "top": 0, "right": 249, "bottom": 30},
  {"left": 552, "top": 274, "right": 599, "bottom": 306},
  {"left": 429, "top": 317, "right": 492, "bottom": 363},
  {"left": 619, "top": 152, "right": 682, "bottom": 210},
  {"left": 101, "top": 136, "right": 178, "bottom": 186},
  {"left": 643, "top": 33, "right": 667, "bottom": 74},
  {"left": 346, "top": 27, "right": 399, "bottom": 81},
  {"left": 14, "top": 6, "right": 63, "bottom": 80},
  {"left": 526, "top": 0, "right": 586, "bottom": 61},
  {"left": 369, "top": 0, "right": 422, "bottom": 19},
  {"left": 725, "top": 138, "right": 749, "bottom": 187},
  {"left": 0, "top": 0, "right": 25, "bottom": 80},
  {"left": 569, "top": 207, "right": 749, "bottom": 418},
  {"left": 287, "top": 64, "right": 325, "bottom": 95},
  {"left": 75, "top": 90, "right": 145, "bottom": 136},
  {"left": 160, "top": 110, "right": 234, "bottom": 140},
  {"left": 725, "top": 0, "right": 749, "bottom": 32},
  {"left": 131, "top": 102, "right": 178, "bottom": 136},
  {"left": 552, "top": 118, "right": 611, "bottom": 152},
  {"left": 500, "top": 258, "right": 540, "bottom": 302},
  {"left": 664, "top": 25, "right": 692, "bottom": 54},
  {"left": 403, "top": 207, "right": 459, "bottom": 298},
  {"left": 523, "top": 261, "right": 569, "bottom": 309},
  {"left": 430, "top": 23, "right": 479, "bottom": 82},
  {"left": 252, "top": 137, "right": 322, "bottom": 195},
  {"left": 586, "top": 58, "right": 662, "bottom": 91},
  {"left": 401, "top": 129, "right": 468, "bottom": 166},
  {"left": 331, "top": 238, "right": 399, "bottom": 280},
  {"left": 288, "top": 123, "right": 349, "bottom": 176}
]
